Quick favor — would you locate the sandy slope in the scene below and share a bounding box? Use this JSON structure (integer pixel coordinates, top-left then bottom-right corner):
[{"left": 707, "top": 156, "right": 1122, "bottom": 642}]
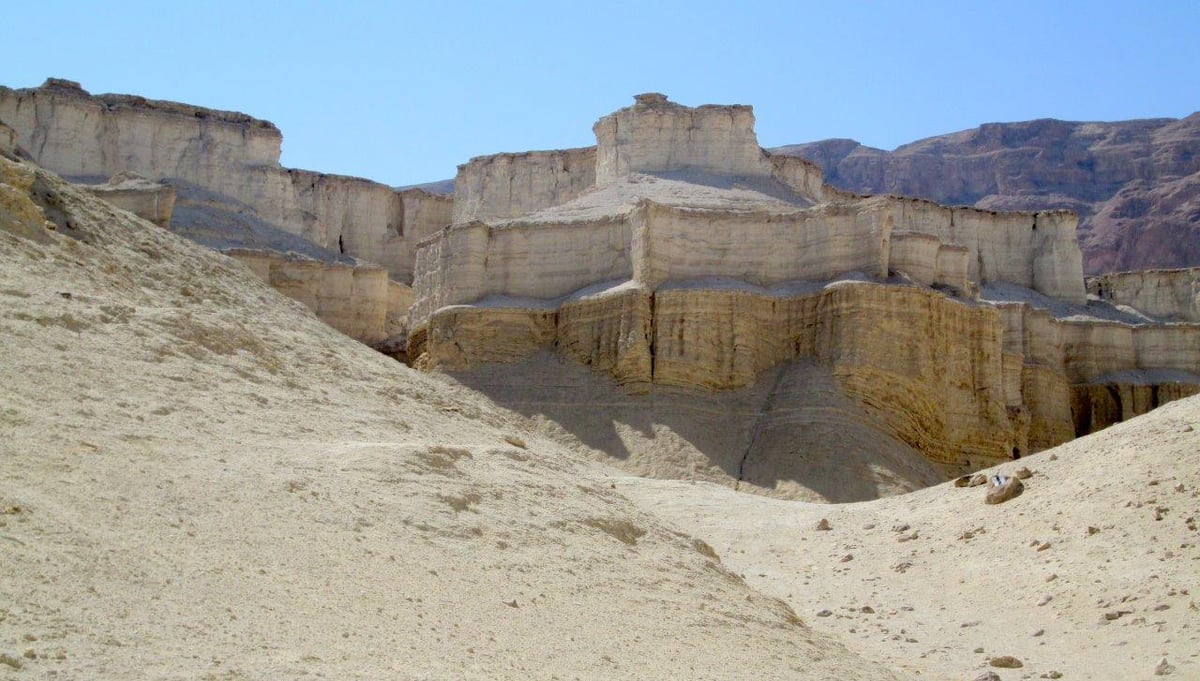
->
[
  {"left": 0, "top": 155, "right": 895, "bottom": 678},
  {"left": 620, "top": 395, "right": 1200, "bottom": 679},
  {"left": 448, "top": 353, "right": 943, "bottom": 503}
]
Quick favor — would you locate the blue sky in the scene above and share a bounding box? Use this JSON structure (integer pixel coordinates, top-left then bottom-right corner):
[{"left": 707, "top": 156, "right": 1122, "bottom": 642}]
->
[{"left": 5, "top": 1, "right": 1197, "bottom": 186}]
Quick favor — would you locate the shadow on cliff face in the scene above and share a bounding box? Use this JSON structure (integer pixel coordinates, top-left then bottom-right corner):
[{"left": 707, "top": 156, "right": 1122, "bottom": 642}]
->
[{"left": 446, "top": 351, "right": 945, "bottom": 502}]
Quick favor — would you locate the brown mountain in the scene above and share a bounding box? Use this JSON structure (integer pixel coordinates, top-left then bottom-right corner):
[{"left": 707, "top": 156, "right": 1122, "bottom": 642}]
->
[{"left": 772, "top": 114, "right": 1200, "bottom": 274}]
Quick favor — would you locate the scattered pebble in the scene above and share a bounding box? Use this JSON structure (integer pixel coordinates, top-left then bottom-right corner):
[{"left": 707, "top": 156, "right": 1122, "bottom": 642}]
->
[
  {"left": 0, "top": 652, "right": 21, "bottom": 670},
  {"left": 974, "top": 672, "right": 1001, "bottom": 681},
  {"left": 814, "top": 518, "right": 831, "bottom": 531},
  {"left": 986, "top": 475, "right": 1024, "bottom": 504},
  {"left": 1036, "top": 541, "right": 1052, "bottom": 551},
  {"left": 989, "top": 655, "right": 1023, "bottom": 668},
  {"left": 1038, "top": 595, "right": 1052, "bottom": 606},
  {"left": 840, "top": 554, "right": 853, "bottom": 562},
  {"left": 816, "top": 609, "right": 832, "bottom": 618},
  {"left": 860, "top": 606, "right": 874, "bottom": 614},
  {"left": 1088, "top": 525, "right": 1101, "bottom": 535},
  {"left": 1155, "top": 656, "right": 1175, "bottom": 675},
  {"left": 503, "top": 599, "right": 518, "bottom": 608},
  {"left": 1032, "top": 628, "right": 1044, "bottom": 637},
  {"left": 1015, "top": 466, "right": 1033, "bottom": 479},
  {"left": 1041, "top": 672, "right": 1063, "bottom": 679}
]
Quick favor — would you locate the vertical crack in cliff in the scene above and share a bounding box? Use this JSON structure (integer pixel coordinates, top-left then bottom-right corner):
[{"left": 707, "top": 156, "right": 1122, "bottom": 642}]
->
[
  {"left": 646, "top": 292, "right": 656, "bottom": 380},
  {"left": 735, "top": 364, "right": 788, "bottom": 488}
]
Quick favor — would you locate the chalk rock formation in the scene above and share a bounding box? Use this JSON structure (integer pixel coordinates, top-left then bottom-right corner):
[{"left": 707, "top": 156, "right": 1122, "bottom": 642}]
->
[
  {"left": 409, "top": 94, "right": 1200, "bottom": 477},
  {"left": 0, "top": 120, "right": 15, "bottom": 155},
  {"left": 0, "top": 79, "right": 452, "bottom": 282},
  {"left": 772, "top": 113, "right": 1200, "bottom": 274},
  {"left": 1088, "top": 268, "right": 1200, "bottom": 322},
  {"left": 454, "top": 147, "right": 595, "bottom": 223},
  {"left": 226, "top": 249, "right": 407, "bottom": 345},
  {"left": 594, "top": 93, "right": 772, "bottom": 183},
  {"left": 80, "top": 172, "right": 175, "bottom": 227}
]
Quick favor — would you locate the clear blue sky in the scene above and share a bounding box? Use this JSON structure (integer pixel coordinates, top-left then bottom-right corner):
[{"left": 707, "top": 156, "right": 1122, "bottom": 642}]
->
[{"left": 5, "top": 1, "right": 1197, "bottom": 186}]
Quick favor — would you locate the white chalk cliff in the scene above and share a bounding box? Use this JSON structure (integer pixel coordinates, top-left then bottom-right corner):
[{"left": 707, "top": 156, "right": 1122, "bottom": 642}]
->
[
  {"left": 409, "top": 94, "right": 1200, "bottom": 481},
  {"left": 0, "top": 79, "right": 452, "bottom": 283}
]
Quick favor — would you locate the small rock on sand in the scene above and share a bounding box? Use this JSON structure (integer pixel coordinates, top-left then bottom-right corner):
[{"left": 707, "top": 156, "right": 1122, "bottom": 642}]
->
[
  {"left": 985, "top": 475, "right": 1024, "bottom": 505},
  {"left": 989, "top": 655, "right": 1023, "bottom": 668},
  {"left": 1154, "top": 657, "right": 1174, "bottom": 675},
  {"left": 814, "top": 518, "right": 831, "bottom": 531}
]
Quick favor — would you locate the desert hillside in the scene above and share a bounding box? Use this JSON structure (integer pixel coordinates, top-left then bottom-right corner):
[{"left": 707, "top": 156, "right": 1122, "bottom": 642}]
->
[
  {"left": 0, "top": 154, "right": 895, "bottom": 678},
  {"left": 3, "top": 87, "right": 1198, "bottom": 680},
  {"left": 621, "top": 393, "right": 1200, "bottom": 679},
  {"left": 773, "top": 114, "right": 1200, "bottom": 274}
]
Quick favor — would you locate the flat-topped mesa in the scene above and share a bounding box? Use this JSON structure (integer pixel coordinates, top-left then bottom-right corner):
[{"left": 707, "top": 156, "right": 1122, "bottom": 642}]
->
[
  {"left": 0, "top": 78, "right": 282, "bottom": 176},
  {"left": 593, "top": 93, "right": 772, "bottom": 184},
  {"left": 0, "top": 79, "right": 453, "bottom": 283},
  {"left": 453, "top": 94, "right": 832, "bottom": 222}
]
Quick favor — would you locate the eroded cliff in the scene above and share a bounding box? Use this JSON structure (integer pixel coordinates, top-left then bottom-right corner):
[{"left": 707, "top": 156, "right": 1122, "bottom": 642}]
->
[
  {"left": 1088, "top": 268, "right": 1200, "bottom": 322},
  {"left": 773, "top": 113, "right": 1200, "bottom": 274},
  {"left": 0, "top": 79, "right": 452, "bottom": 282},
  {"left": 408, "top": 94, "right": 1200, "bottom": 489}
]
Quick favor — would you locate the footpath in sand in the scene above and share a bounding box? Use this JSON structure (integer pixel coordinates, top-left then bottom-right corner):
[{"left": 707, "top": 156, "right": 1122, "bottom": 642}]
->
[{"left": 619, "top": 395, "right": 1200, "bottom": 679}]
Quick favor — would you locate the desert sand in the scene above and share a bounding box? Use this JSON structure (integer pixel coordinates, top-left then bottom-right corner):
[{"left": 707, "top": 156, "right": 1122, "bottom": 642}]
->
[{"left": 2, "top": 145, "right": 1198, "bottom": 680}]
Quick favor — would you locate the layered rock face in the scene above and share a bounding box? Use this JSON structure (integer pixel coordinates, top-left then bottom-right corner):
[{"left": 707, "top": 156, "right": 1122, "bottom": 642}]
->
[
  {"left": 0, "top": 120, "right": 15, "bottom": 155},
  {"left": 1088, "top": 268, "right": 1200, "bottom": 322},
  {"left": 410, "top": 94, "right": 1200, "bottom": 480},
  {"left": 0, "top": 79, "right": 452, "bottom": 282},
  {"left": 772, "top": 113, "right": 1200, "bottom": 274},
  {"left": 594, "top": 93, "right": 772, "bottom": 183},
  {"left": 225, "top": 249, "right": 408, "bottom": 345},
  {"left": 80, "top": 172, "right": 175, "bottom": 227},
  {"left": 453, "top": 147, "right": 595, "bottom": 222}
]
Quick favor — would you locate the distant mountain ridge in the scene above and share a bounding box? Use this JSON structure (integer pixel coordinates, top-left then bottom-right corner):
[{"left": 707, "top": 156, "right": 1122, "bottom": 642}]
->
[{"left": 772, "top": 113, "right": 1200, "bottom": 274}]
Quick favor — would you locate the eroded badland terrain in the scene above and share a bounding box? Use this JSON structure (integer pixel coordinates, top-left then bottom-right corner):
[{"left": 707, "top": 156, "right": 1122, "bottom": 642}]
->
[{"left": 1, "top": 80, "right": 1198, "bottom": 679}]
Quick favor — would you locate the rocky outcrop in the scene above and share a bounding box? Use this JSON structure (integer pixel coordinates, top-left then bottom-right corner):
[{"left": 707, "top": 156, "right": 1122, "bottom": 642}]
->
[
  {"left": 453, "top": 147, "right": 595, "bottom": 223},
  {"left": 80, "top": 172, "right": 174, "bottom": 227},
  {"left": 1088, "top": 268, "right": 1200, "bottom": 322},
  {"left": 0, "top": 79, "right": 452, "bottom": 282},
  {"left": 0, "top": 120, "right": 15, "bottom": 155},
  {"left": 225, "top": 249, "right": 405, "bottom": 345},
  {"left": 594, "top": 93, "right": 772, "bottom": 183},
  {"left": 771, "top": 113, "right": 1200, "bottom": 274},
  {"left": 409, "top": 94, "right": 1200, "bottom": 475}
]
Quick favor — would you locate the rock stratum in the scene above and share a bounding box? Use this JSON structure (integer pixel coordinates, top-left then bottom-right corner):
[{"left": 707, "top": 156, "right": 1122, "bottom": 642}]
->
[
  {"left": 0, "top": 78, "right": 447, "bottom": 344},
  {"left": 771, "top": 114, "right": 1200, "bottom": 274},
  {"left": 408, "top": 94, "right": 1200, "bottom": 491}
]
